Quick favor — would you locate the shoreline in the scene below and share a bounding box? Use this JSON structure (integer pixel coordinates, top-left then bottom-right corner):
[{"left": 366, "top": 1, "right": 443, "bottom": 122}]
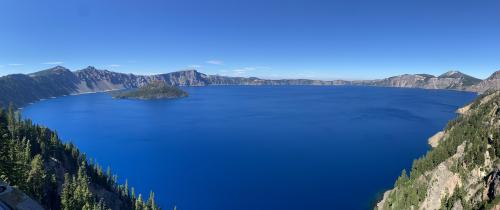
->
[
  {"left": 374, "top": 97, "right": 475, "bottom": 209},
  {"left": 17, "top": 85, "right": 477, "bottom": 110},
  {"left": 16, "top": 89, "right": 121, "bottom": 110}
]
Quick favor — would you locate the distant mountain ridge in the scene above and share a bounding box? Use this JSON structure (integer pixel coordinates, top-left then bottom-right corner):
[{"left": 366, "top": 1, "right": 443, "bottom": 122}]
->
[
  {"left": 1, "top": 66, "right": 499, "bottom": 107},
  {"left": 466, "top": 70, "right": 500, "bottom": 93},
  {"left": 354, "top": 70, "right": 485, "bottom": 90}
]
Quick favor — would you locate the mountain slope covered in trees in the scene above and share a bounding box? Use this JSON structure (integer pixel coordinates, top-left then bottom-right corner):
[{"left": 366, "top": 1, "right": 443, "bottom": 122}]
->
[
  {"left": 0, "top": 106, "right": 161, "bottom": 210},
  {"left": 377, "top": 90, "right": 500, "bottom": 210}
]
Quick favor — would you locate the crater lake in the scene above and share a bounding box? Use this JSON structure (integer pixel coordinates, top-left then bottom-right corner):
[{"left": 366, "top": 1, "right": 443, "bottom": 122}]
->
[{"left": 22, "top": 86, "right": 476, "bottom": 210}]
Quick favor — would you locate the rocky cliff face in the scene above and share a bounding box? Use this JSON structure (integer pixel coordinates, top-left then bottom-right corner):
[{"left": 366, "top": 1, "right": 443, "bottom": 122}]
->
[
  {"left": 74, "top": 67, "right": 485, "bottom": 90},
  {"left": 74, "top": 67, "right": 348, "bottom": 89},
  {"left": 467, "top": 71, "right": 500, "bottom": 93},
  {"left": 74, "top": 67, "right": 211, "bottom": 92},
  {"left": 377, "top": 90, "right": 500, "bottom": 210},
  {"left": 357, "top": 71, "right": 482, "bottom": 90}
]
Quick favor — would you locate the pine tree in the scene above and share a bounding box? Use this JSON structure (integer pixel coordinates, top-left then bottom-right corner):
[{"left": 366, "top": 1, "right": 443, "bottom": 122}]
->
[
  {"left": 7, "top": 103, "right": 16, "bottom": 136},
  {"left": 147, "top": 190, "right": 155, "bottom": 209},
  {"left": 23, "top": 139, "right": 31, "bottom": 163},
  {"left": 46, "top": 174, "right": 58, "bottom": 209},
  {"left": 132, "top": 187, "right": 136, "bottom": 201},
  {"left": 136, "top": 193, "right": 144, "bottom": 210},
  {"left": 106, "top": 166, "right": 111, "bottom": 184},
  {"left": 75, "top": 161, "right": 93, "bottom": 209},
  {"left": 82, "top": 202, "right": 93, "bottom": 210},
  {"left": 9, "top": 137, "right": 27, "bottom": 186},
  {"left": 395, "top": 169, "right": 408, "bottom": 187},
  {"left": 125, "top": 179, "right": 129, "bottom": 198},
  {"left": 26, "top": 154, "right": 46, "bottom": 201},
  {"left": 0, "top": 109, "right": 9, "bottom": 181},
  {"left": 61, "top": 173, "right": 75, "bottom": 210},
  {"left": 93, "top": 199, "right": 107, "bottom": 210},
  {"left": 50, "top": 133, "right": 59, "bottom": 157},
  {"left": 112, "top": 175, "right": 118, "bottom": 188}
]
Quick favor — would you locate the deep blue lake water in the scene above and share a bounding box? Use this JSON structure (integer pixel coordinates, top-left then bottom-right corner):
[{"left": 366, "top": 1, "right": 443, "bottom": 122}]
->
[{"left": 22, "top": 86, "right": 476, "bottom": 210}]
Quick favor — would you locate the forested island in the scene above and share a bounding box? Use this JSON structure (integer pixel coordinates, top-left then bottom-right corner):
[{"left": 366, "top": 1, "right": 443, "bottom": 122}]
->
[
  {"left": 0, "top": 106, "right": 162, "bottom": 210},
  {"left": 112, "top": 82, "right": 188, "bottom": 100}
]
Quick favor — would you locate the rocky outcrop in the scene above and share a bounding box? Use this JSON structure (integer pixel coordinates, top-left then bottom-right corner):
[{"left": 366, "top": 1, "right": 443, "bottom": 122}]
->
[
  {"left": 419, "top": 143, "right": 465, "bottom": 210},
  {"left": 486, "top": 169, "right": 500, "bottom": 201},
  {"left": 428, "top": 131, "right": 446, "bottom": 148},
  {"left": 457, "top": 104, "right": 472, "bottom": 115},
  {"left": 0, "top": 181, "right": 44, "bottom": 210},
  {"left": 376, "top": 190, "right": 393, "bottom": 210}
]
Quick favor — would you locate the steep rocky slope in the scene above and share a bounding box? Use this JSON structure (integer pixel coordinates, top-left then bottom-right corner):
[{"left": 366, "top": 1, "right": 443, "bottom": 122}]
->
[
  {"left": 74, "top": 66, "right": 211, "bottom": 91},
  {"left": 467, "top": 71, "right": 500, "bottom": 93},
  {"left": 74, "top": 66, "right": 349, "bottom": 88},
  {"left": 377, "top": 90, "right": 500, "bottom": 210},
  {"left": 356, "top": 71, "right": 482, "bottom": 90}
]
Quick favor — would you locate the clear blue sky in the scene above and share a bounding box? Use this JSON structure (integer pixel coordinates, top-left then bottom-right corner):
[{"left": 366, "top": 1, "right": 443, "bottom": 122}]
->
[{"left": 0, "top": 0, "right": 499, "bottom": 79}]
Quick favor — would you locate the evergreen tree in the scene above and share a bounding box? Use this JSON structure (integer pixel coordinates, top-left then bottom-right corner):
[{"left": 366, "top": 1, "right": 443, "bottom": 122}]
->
[
  {"left": 125, "top": 179, "right": 129, "bottom": 198},
  {"left": 136, "top": 193, "right": 144, "bottom": 210},
  {"left": 106, "top": 166, "right": 111, "bottom": 184},
  {"left": 61, "top": 173, "right": 76, "bottom": 210},
  {"left": 75, "top": 161, "right": 93, "bottom": 209},
  {"left": 147, "top": 190, "right": 156, "bottom": 209},
  {"left": 23, "top": 139, "right": 32, "bottom": 164},
  {"left": 26, "top": 154, "right": 46, "bottom": 201},
  {"left": 50, "top": 133, "right": 59, "bottom": 157},
  {"left": 132, "top": 187, "right": 136, "bottom": 201}
]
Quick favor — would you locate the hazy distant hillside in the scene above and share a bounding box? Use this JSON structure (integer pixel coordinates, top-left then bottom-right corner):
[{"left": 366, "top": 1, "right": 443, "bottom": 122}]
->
[{"left": 0, "top": 66, "right": 499, "bottom": 108}]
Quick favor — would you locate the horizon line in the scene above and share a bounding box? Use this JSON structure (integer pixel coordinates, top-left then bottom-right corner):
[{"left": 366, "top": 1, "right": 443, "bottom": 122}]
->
[{"left": 1, "top": 65, "right": 498, "bottom": 81}]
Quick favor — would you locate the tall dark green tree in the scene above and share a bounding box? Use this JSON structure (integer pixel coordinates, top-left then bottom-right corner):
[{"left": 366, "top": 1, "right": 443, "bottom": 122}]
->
[{"left": 26, "top": 154, "right": 46, "bottom": 201}]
